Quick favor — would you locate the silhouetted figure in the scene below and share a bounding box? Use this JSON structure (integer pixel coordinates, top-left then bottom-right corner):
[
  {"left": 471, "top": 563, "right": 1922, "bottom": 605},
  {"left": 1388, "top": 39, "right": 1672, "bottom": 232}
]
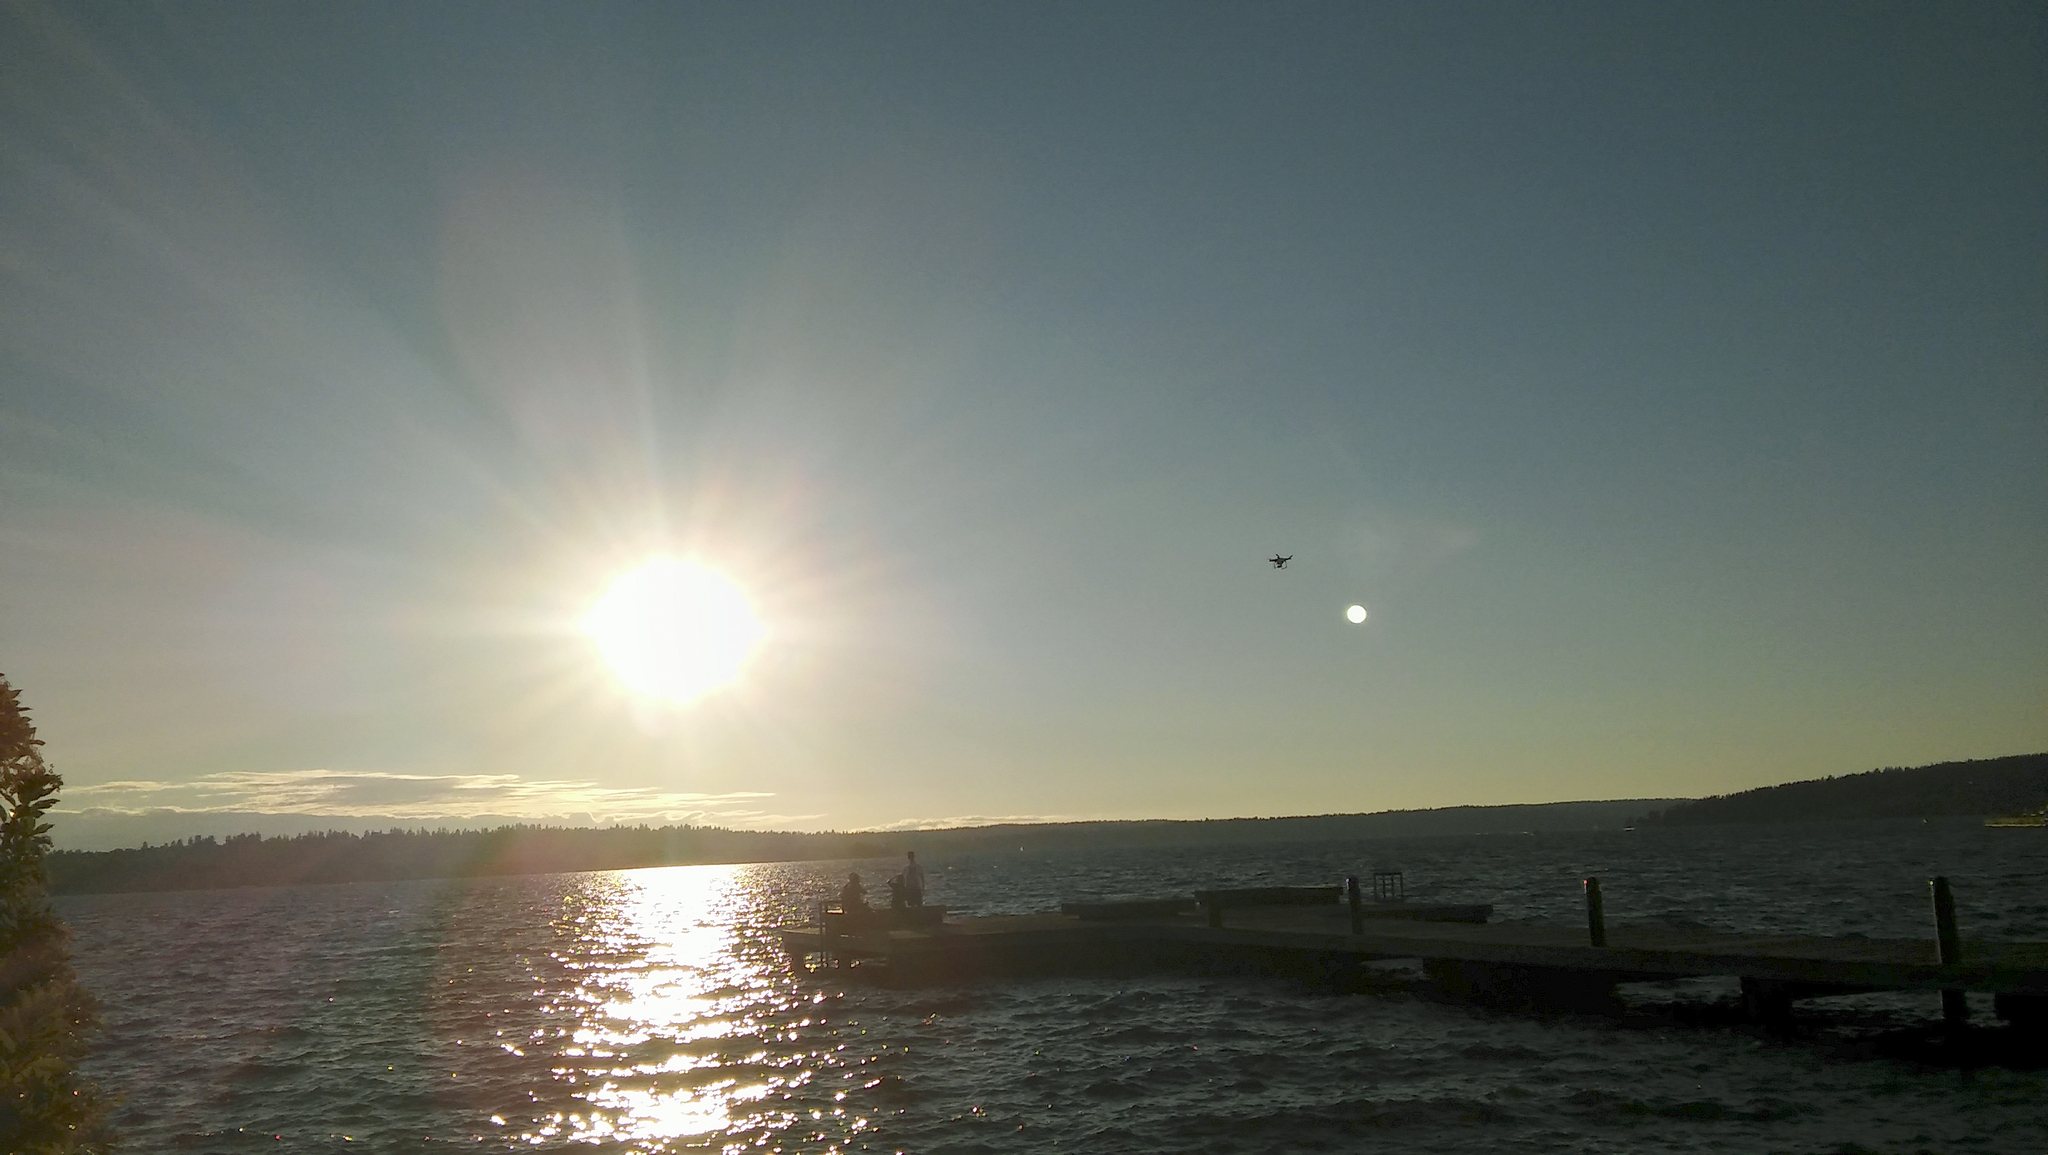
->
[
  {"left": 886, "top": 873, "right": 907, "bottom": 910},
  {"left": 838, "top": 871, "right": 866, "bottom": 911},
  {"left": 903, "top": 850, "right": 926, "bottom": 907},
  {"left": 1269, "top": 554, "right": 1292, "bottom": 569}
]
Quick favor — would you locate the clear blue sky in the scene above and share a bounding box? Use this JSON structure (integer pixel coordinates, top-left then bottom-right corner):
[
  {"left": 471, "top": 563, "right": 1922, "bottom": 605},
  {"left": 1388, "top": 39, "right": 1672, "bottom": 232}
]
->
[{"left": 3, "top": 2, "right": 2042, "bottom": 849}]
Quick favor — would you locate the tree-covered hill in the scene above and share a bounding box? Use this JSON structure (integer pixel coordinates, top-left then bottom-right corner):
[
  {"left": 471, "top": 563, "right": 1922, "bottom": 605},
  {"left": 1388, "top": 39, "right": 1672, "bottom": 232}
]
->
[{"left": 1634, "top": 753, "right": 2048, "bottom": 827}]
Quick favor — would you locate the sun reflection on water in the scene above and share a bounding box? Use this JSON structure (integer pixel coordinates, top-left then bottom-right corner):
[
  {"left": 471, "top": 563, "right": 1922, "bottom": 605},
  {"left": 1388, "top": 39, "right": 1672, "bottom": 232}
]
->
[{"left": 517, "top": 863, "right": 869, "bottom": 1151}]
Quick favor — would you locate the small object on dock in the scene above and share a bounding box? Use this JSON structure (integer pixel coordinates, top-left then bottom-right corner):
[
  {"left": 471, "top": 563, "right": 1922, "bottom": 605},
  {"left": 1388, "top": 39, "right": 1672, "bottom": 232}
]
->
[
  {"left": 1931, "top": 875, "right": 1967, "bottom": 1026},
  {"left": 1584, "top": 876, "right": 1606, "bottom": 948}
]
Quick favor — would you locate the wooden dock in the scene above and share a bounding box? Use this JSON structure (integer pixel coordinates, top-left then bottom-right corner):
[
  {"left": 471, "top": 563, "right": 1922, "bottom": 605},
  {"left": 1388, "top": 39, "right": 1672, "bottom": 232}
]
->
[{"left": 775, "top": 881, "right": 2048, "bottom": 1030}]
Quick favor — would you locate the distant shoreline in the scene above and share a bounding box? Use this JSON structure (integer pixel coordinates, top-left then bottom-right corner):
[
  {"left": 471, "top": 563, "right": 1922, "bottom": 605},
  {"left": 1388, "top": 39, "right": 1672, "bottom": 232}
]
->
[
  {"left": 48, "top": 799, "right": 1681, "bottom": 896},
  {"left": 47, "top": 753, "right": 2046, "bottom": 895}
]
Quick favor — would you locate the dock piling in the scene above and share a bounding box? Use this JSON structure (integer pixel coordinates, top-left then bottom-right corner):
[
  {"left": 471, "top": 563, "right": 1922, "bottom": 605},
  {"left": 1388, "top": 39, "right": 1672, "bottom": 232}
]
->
[
  {"left": 1584, "top": 877, "right": 1606, "bottom": 947},
  {"left": 1346, "top": 875, "right": 1364, "bottom": 934},
  {"left": 1930, "top": 875, "right": 1967, "bottom": 1026}
]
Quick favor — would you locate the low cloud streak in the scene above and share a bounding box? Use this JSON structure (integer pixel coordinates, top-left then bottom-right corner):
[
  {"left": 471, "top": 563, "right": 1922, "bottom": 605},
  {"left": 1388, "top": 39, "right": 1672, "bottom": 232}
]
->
[{"left": 60, "top": 768, "right": 782, "bottom": 828}]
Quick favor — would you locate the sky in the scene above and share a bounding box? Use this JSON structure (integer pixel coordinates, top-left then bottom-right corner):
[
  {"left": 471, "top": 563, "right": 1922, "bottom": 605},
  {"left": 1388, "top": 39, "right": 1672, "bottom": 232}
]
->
[{"left": 3, "top": 2, "right": 2042, "bottom": 850}]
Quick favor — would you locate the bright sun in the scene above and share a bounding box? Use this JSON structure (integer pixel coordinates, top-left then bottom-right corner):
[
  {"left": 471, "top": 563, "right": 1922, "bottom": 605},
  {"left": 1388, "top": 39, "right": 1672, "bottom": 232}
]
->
[{"left": 582, "top": 558, "right": 766, "bottom": 704}]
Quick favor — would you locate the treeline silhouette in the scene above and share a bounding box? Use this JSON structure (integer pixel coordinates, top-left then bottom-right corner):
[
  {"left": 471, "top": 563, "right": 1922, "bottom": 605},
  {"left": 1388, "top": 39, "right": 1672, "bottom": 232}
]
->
[
  {"left": 1634, "top": 752, "right": 2048, "bottom": 826},
  {"left": 892, "top": 799, "right": 1665, "bottom": 856},
  {"left": 49, "top": 824, "right": 893, "bottom": 895},
  {"left": 48, "top": 799, "right": 1672, "bottom": 895}
]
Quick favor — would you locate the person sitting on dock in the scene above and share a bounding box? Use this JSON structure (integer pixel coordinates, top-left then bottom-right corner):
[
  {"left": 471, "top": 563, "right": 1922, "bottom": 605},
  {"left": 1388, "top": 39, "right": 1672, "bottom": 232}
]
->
[
  {"left": 838, "top": 871, "right": 867, "bottom": 912},
  {"left": 886, "top": 873, "right": 907, "bottom": 910}
]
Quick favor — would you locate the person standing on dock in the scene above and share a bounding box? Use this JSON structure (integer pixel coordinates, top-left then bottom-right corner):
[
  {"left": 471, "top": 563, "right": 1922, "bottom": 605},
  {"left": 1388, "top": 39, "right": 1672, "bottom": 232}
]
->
[{"left": 903, "top": 851, "right": 926, "bottom": 906}]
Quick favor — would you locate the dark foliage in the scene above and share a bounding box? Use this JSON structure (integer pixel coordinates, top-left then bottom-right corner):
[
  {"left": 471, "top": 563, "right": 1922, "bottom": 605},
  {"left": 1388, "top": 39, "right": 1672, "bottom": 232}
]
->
[
  {"left": 1634, "top": 753, "right": 2048, "bottom": 826},
  {"left": 0, "top": 676, "right": 110, "bottom": 1152}
]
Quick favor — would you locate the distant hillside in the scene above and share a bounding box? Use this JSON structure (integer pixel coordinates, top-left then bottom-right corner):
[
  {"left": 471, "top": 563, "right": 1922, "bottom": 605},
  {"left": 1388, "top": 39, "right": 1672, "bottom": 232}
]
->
[
  {"left": 1634, "top": 753, "right": 2048, "bottom": 827},
  {"left": 47, "top": 798, "right": 1672, "bottom": 895},
  {"left": 905, "top": 799, "right": 1675, "bottom": 857}
]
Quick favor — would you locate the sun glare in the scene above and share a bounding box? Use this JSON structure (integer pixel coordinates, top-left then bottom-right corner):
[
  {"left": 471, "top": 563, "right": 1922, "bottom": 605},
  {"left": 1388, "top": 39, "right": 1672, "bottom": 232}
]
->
[{"left": 583, "top": 559, "right": 765, "bottom": 704}]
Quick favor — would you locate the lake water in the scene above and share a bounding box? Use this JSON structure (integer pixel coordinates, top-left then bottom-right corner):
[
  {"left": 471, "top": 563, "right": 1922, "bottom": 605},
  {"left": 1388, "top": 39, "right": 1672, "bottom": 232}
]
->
[{"left": 58, "top": 821, "right": 2048, "bottom": 1153}]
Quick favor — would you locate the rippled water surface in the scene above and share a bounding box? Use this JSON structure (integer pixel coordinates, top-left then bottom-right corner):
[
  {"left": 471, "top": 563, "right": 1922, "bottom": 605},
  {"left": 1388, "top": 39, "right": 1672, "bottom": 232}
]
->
[{"left": 60, "top": 822, "right": 2048, "bottom": 1152}]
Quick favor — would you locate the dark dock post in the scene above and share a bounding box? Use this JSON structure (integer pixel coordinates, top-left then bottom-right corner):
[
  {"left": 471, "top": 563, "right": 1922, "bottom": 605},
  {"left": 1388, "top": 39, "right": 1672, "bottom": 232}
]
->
[
  {"left": 1346, "top": 875, "right": 1364, "bottom": 935},
  {"left": 1930, "top": 876, "right": 1966, "bottom": 1026},
  {"left": 1584, "top": 877, "right": 1606, "bottom": 947},
  {"left": 1204, "top": 893, "right": 1223, "bottom": 929}
]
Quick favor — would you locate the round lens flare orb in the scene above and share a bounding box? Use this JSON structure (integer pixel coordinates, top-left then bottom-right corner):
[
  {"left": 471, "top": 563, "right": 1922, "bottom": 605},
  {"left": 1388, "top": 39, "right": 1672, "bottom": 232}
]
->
[
  {"left": 1346, "top": 604, "right": 1368, "bottom": 625},
  {"left": 582, "top": 559, "right": 765, "bottom": 704}
]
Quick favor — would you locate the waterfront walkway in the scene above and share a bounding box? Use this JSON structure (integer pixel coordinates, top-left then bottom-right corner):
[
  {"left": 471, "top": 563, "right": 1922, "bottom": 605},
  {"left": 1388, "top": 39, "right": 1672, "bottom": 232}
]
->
[{"left": 775, "top": 888, "right": 2048, "bottom": 1028}]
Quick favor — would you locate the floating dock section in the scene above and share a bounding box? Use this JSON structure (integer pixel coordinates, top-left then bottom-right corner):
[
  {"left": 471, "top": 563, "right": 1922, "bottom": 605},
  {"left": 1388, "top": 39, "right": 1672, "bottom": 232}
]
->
[{"left": 776, "top": 878, "right": 2048, "bottom": 1030}]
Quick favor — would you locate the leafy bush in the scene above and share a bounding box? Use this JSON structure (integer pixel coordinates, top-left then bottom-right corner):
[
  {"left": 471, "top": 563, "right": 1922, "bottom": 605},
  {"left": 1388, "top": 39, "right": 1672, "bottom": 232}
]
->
[{"left": 0, "top": 675, "right": 110, "bottom": 1152}]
